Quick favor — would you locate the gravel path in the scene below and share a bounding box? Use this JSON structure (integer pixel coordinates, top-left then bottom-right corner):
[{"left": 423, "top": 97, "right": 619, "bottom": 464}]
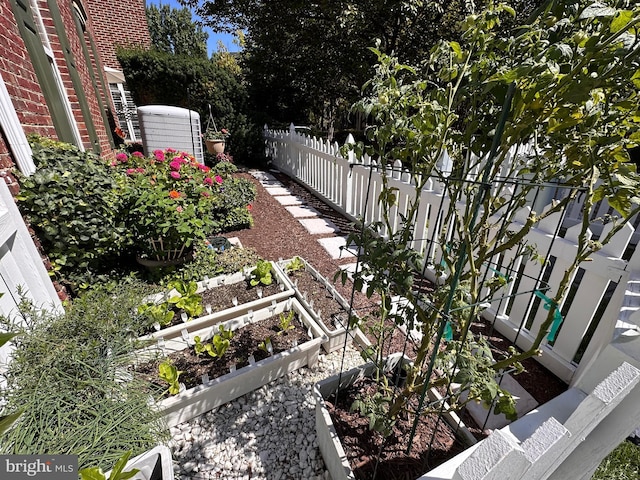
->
[{"left": 170, "top": 345, "right": 364, "bottom": 479}]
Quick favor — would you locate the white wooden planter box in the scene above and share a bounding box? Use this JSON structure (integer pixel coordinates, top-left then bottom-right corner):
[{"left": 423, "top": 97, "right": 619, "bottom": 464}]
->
[
  {"left": 277, "top": 257, "right": 368, "bottom": 353},
  {"left": 314, "top": 354, "right": 475, "bottom": 480},
  {"left": 145, "top": 297, "right": 327, "bottom": 428},
  {"left": 139, "top": 261, "right": 295, "bottom": 344},
  {"left": 105, "top": 445, "right": 174, "bottom": 480}
]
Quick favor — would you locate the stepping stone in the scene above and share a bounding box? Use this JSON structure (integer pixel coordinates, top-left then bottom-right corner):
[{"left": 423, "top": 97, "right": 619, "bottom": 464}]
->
[
  {"left": 298, "top": 218, "right": 339, "bottom": 235},
  {"left": 264, "top": 186, "right": 291, "bottom": 196},
  {"left": 462, "top": 373, "right": 539, "bottom": 430},
  {"left": 250, "top": 171, "right": 278, "bottom": 183},
  {"left": 318, "top": 237, "right": 359, "bottom": 259},
  {"left": 285, "top": 205, "right": 321, "bottom": 218},
  {"left": 274, "top": 195, "right": 303, "bottom": 206},
  {"left": 260, "top": 180, "right": 283, "bottom": 188}
]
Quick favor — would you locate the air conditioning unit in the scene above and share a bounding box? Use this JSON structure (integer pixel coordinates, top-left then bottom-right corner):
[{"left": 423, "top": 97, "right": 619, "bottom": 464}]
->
[{"left": 137, "top": 105, "right": 204, "bottom": 163}]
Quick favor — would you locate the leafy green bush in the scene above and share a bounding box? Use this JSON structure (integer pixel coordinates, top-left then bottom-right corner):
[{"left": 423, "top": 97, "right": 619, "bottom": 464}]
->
[
  {"left": 16, "top": 136, "right": 130, "bottom": 286},
  {"left": 216, "top": 246, "right": 261, "bottom": 275},
  {"left": 0, "top": 282, "right": 166, "bottom": 470}
]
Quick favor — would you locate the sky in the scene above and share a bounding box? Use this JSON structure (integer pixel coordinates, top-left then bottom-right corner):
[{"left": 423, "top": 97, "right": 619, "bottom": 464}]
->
[{"left": 145, "top": 0, "right": 241, "bottom": 55}]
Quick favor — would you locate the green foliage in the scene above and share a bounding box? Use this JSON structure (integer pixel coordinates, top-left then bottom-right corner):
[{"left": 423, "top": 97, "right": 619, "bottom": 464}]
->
[
  {"left": 146, "top": 4, "right": 208, "bottom": 58},
  {"left": 79, "top": 451, "right": 139, "bottom": 480},
  {"left": 285, "top": 257, "right": 305, "bottom": 273},
  {"left": 112, "top": 149, "right": 222, "bottom": 256},
  {"left": 217, "top": 247, "right": 261, "bottom": 274},
  {"left": 258, "top": 337, "right": 272, "bottom": 354},
  {"left": 592, "top": 441, "right": 640, "bottom": 480},
  {"left": 137, "top": 302, "right": 174, "bottom": 327},
  {"left": 0, "top": 282, "right": 165, "bottom": 471},
  {"left": 277, "top": 310, "right": 295, "bottom": 335},
  {"left": 336, "top": 0, "right": 640, "bottom": 435},
  {"left": 249, "top": 260, "right": 273, "bottom": 287},
  {"left": 116, "top": 48, "right": 264, "bottom": 163},
  {"left": 194, "top": 325, "right": 234, "bottom": 358},
  {"left": 158, "top": 361, "right": 183, "bottom": 395},
  {"left": 16, "top": 136, "right": 130, "bottom": 288},
  {"left": 351, "top": 390, "right": 395, "bottom": 437},
  {"left": 167, "top": 280, "right": 203, "bottom": 319}
]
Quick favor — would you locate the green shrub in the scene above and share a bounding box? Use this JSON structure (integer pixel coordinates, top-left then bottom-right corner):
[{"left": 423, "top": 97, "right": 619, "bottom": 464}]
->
[
  {"left": 16, "top": 136, "right": 130, "bottom": 288},
  {"left": 0, "top": 282, "right": 166, "bottom": 470},
  {"left": 217, "top": 247, "right": 261, "bottom": 274}
]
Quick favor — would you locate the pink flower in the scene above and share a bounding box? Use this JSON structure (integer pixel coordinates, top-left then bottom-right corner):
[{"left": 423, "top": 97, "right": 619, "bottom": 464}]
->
[
  {"left": 132, "top": 151, "right": 144, "bottom": 158},
  {"left": 110, "top": 161, "right": 117, "bottom": 167},
  {"left": 166, "top": 148, "right": 177, "bottom": 153},
  {"left": 126, "top": 168, "right": 135, "bottom": 175},
  {"left": 201, "top": 191, "right": 210, "bottom": 197},
  {"left": 197, "top": 164, "right": 210, "bottom": 172},
  {"left": 170, "top": 171, "right": 181, "bottom": 179},
  {"left": 136, "top": 167, "right": 145, "bottom": 173},
  {"left": 116, "top": 152, "right": 128, "bottom": 162},
  {"left": 204, "top": 177, "right": 213, "bottom": 185},
  {"left": 176, "top": 206, "right": 183, "bottom": 213},
  {"left": 154, "top": 151, "right": 165, "bottom": 161},
  {"left": 169, "top": 160, "right": 182, "bottom": 171},
  {"left": 215, "top": 175, "right": 223, "bottom": 184}
]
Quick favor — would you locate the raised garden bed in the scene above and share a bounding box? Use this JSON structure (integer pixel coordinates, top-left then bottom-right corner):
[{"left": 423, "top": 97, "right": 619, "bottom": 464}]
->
[
  {"left": 138, "top": 261, "right": 295, "bottom": 343},
  {"left": 136, "top": 297, "right": 327, "bottom": 428},
  {"left": 277, "top": 257, "right": 369, "bottom": 352},
  {"left": 315, "top": 354, "right": 475, "bottom": 480}
]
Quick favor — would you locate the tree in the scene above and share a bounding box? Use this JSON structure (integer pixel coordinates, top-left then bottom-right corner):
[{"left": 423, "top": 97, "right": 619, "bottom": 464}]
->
[
  {"left": 186, "top": 0, "right": 546, "bottom": 135},
  {"left": 146, "top": 4, "right": 208, "bottom": 58},
  {"left": 342, "top": 0, "right": 640, "bottom": 432}
]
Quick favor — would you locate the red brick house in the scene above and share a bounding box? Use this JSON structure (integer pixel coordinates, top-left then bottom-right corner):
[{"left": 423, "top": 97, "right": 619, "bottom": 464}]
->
[
  {"left": 0, "top": 0, "right": 150, "bottom": 192},
  {"left": 0, "top": 0, "right": 150, "bottom": 315}
]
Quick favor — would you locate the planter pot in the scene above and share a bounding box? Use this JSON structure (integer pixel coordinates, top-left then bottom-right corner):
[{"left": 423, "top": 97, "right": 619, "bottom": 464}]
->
[
  {"left": 143, "top": 297, "right": 327, "bottom": 428},
  {"left": 277, "top": 257, "right": 369, "bottom": 352},
  {"left": 314, "top": 354, "right": 476, "bottom": 480},
  {"left": 105, "top": 445, "right": 174, "bottom": 480},
  {"left": 136, "top": 237, "right": 193, "bottom": 268},
  {"left": 205, "top": 139, "right": 225, "bottom": 154},
  {"left": 139, "top": 261, "right": 295, "bottom": 344}
]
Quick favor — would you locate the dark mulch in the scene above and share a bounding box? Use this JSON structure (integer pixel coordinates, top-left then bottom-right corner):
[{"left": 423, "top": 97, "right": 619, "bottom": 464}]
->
[
  {"left": 137, "top": 312, "right": 309, "bottom": 393},
  {"left": 327, "top": 376, "right": 467, "bottom": 480}
]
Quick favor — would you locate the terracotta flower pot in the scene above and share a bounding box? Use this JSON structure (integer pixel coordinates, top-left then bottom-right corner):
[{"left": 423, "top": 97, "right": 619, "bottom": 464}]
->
[{"left": 205, "top": 139, "right": 225, "bottom": 154}]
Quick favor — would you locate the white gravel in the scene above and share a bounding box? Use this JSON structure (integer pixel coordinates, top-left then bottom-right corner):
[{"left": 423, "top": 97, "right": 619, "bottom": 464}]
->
[{"left": 169, "top": 345, "right": 364, "bottom": 479}]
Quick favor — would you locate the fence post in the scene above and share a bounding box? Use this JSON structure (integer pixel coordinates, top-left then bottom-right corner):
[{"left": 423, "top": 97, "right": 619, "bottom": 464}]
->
[{"left": 344, "top": 134, "right": 355, "bottom": 217}]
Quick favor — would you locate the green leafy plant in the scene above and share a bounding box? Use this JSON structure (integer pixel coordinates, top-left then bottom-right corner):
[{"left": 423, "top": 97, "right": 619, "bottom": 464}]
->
[
  {"left": 351, "top": 391, "right": 395, "bottom": 437},
  {"left": 79, "top": 451, "right": 139, "bottom": 480},
  {"left": 137, "top": 302, "right": 174, "bottom": 327},
  {"left": 277, "top": 310, "right": 295, "bottom": 335},
  {"left": 285, "top": 257, "right": 305, "bottom": 273},
  {"left": 336, "top": 0, "right": 640, "bottom": 441},
  {"left": 258, "top": 337, "right": 273, "bottom": 355},
  {"left": 167, "top": 280, "right": 203, "bottom": 319},
  {"left": 113, "top": 149, "right": 222, "bottom": 258},
  {"left": 194, "top": 325, "right": 234, "bottom": 358},
  {"left": 0, "top": 329, "right": 21, "bottom": 437},
  {"left": 16, "top": 136, "right": 130, "bottom": 289},
  {"left": 158, "top": 361, "right": 183, "bottom": 395},
  {"left": 249, "top": 260, "right": 273, "bottom": 286},
  {"left": 0, "top": 283, "right": 167, "bottom": 470},
  {"left": 217, "top": 247, "right": 261, "bottom": 274}
]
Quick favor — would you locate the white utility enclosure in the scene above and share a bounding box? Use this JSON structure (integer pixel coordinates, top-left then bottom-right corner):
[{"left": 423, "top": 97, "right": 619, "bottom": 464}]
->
[{"left": 138, "top": 105, "right": 204, "bottom": 163}]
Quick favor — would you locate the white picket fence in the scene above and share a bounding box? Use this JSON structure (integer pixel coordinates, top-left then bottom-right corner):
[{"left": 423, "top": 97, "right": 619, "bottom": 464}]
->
[{"left": 264, "top": 124, "right": 640, "bottom": 385}]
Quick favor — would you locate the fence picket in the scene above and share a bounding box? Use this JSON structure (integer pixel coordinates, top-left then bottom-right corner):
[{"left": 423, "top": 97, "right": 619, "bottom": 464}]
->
[{"left": 264, "top": 127, "right": 638, "bottom": 382}]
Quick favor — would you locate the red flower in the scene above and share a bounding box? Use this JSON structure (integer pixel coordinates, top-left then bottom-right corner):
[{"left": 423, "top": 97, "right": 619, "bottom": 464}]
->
[
  {"left": 247, "top": 204, "right": 253, "bottom": 211},
  {"left": 169, "top": 190, "right": 181, "bottom": 199}
]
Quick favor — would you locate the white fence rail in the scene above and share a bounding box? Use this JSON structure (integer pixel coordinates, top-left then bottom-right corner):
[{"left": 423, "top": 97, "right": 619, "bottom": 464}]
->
[{"left": 265, "top": 124, "right": 640, "bottom": 384}]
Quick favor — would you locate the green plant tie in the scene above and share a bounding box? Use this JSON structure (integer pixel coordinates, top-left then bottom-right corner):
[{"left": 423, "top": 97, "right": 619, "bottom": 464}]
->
[
  {"left": 443, "top": 321, "right": 453, "bottom": 341},
  {"left": 534, "top": 290, "right": 564, "bottom": 342},
  {"left": 487, "top": 265, "right": 509, "bottom": 281}
]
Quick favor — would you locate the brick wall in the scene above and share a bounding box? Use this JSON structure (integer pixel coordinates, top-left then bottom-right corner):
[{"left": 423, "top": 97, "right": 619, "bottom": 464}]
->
[{"left": 85, "top": 0, "right": 152, "bottom": 70}]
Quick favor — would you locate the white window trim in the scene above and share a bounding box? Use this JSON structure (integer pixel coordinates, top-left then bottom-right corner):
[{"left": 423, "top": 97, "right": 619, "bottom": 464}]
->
[
  {"left": 29, "top": 0, "right": 84, "bottom": 150},
  {"left": 0, "top": 73, "right": 35, "bottom": 176}
]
